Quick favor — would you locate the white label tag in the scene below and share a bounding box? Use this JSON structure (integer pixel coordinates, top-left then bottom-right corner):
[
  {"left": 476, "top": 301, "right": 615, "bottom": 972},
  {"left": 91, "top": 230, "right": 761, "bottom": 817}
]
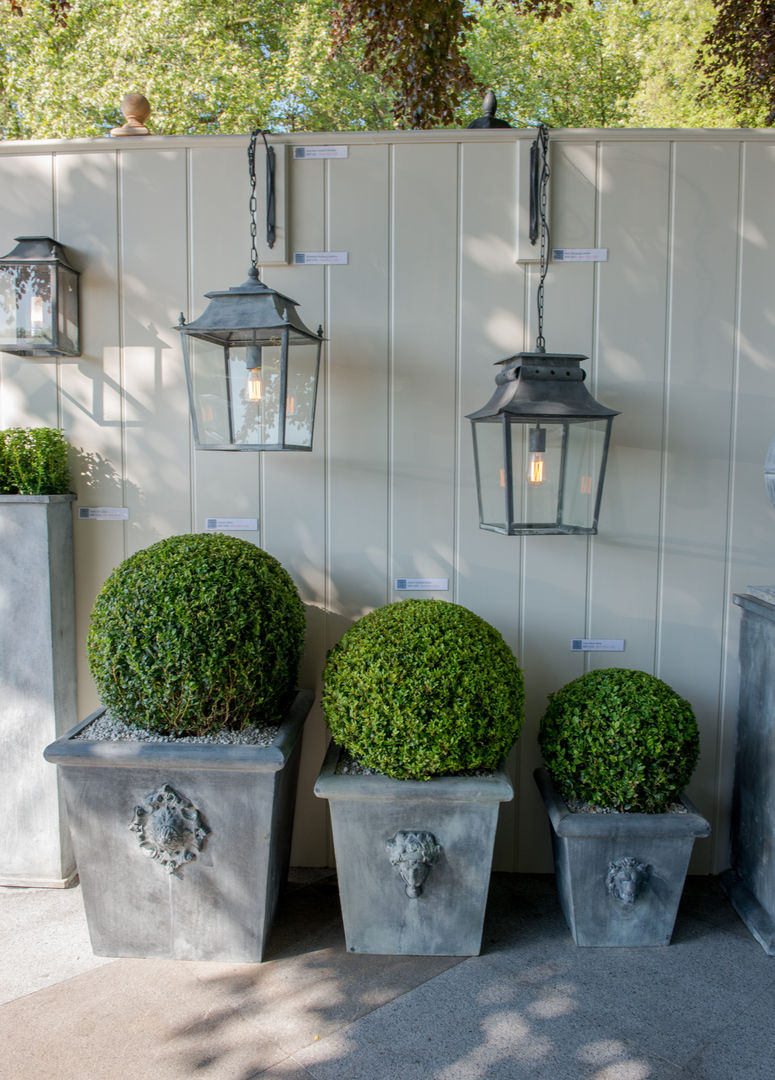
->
[
  {"left": 78, "top": 507, "right": 129, "bottom": 520},
  {"left": 294, "top": 146, "right": 349, "bottom": 159},
  {"left": 570, "top": 638, "right": 625, "bottom": 652},
  {"left": 553, "top": 248, "right": 609, "bottom": 262},
  {"left": 205, "top": 517, "right": 258, "bottom": 532},
  {"left": 293, "top": 251, "right": 349, "bottom": 266},
  {"left": 394, "top": 578, "right": 449, "bottom": 592}
]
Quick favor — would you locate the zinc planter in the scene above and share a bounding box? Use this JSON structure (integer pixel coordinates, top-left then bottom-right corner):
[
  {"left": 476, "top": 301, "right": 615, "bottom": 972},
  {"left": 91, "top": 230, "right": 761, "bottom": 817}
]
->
[
  {"left": 44, "top": 689, "right": 312, "bottom": 962},
  {"left": 534, "top": 767, "right": 710, "bottom": 947},
  {"left": 315, "top": 741, "right": 513, "bottom": 956},
  {"left": 0, "top": 493, "right": 77, "bottom": 888}
]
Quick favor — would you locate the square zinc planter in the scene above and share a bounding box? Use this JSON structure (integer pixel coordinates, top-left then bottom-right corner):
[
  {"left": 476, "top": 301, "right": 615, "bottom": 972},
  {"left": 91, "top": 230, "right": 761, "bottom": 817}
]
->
[
  {"left": 44, "top": 689, "right": 312, "bottom": 962},
  {"left": 315, "top": 741, "right": 513, "bottom": 956},
  {"left": 0, "top": 493, "right": 77, "bottom": 887},
  {"left": 535, "top": 767, "right": 710, "bottom": 947}
]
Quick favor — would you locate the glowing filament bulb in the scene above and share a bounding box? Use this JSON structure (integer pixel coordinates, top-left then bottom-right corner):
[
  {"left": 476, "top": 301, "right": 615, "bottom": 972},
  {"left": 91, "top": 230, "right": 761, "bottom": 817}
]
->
[
  {"left": 286, "top": 396, "right": 295, "bottom": 415},
  {"left": 30, "top": 294, "right": 45, "bottom": 331},
  {"left": 527, "top": 424, "right": 547, "bottom": 486},
  {"left": 580, "top": 475, "right": 593, "bottom": 495},
  {"left": 246, "top": 345, "right": 262, "bottom": 402}
]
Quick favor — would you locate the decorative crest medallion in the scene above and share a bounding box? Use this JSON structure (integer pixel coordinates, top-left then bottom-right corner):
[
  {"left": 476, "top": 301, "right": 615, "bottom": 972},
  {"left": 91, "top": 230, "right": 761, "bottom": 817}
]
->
[
  {"left": 386, "top": 830, "right": 442, "bottom": 898},
  {"left": 130, "top": 783, "right": 209, "bottom": 874},
  {"left": 606, "top": 856, "right": 651, "bottom": 904}
]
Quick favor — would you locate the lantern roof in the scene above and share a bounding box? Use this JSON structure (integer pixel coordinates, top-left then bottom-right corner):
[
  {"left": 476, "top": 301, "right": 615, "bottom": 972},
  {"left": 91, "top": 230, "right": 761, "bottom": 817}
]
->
[
  {"left": 0, "top": 236, "right": 79, "bottom": 274},
  {"left": 467, "top": 350, "right": 619, "bottom": 423},
  {"left": 176, "top": 268, "right": 323, "bottom": 348}
]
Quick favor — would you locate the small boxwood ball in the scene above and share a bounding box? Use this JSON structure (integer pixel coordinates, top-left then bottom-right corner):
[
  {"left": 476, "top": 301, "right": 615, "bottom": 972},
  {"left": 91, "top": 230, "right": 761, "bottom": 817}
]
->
[
  {"left": 322, "top": 598, "right": 524, "bottom": 780},
  {"left": 539, "top": 667, "right": 700, "bottom": 813},
  {"left": 87, "top": 533, "right": 305, "bottom": 736}
]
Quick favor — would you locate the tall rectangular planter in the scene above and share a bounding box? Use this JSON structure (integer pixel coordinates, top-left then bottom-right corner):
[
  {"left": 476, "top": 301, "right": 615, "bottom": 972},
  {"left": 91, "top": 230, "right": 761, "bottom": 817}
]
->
[
  {"left": 535, "top": 767, "right": 710, "bottom": 947},
  {"left": 315, "top": 742, "right": 513, "bottom": 956},
  {"left": 44, "top": 689, "right": 312, "bottom": 962},
  {"left": 0, "top": 494, "right": 77, "bottom": 887}
]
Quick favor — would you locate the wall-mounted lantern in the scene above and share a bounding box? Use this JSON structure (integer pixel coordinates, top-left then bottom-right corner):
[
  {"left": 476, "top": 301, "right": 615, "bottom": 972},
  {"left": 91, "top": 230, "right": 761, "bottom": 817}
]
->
[
  {"left": 0, "top": 236, "right": 80, "bottom": 357},
  {"left": 176, "top": 131, "right": 324, "bottom": 451},
  {"left": 467, "top": 125, "right": 619, "bottom": 535}
]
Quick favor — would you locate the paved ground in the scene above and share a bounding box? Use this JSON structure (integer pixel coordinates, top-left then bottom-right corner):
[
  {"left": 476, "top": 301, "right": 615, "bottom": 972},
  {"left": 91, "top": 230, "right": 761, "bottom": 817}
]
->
[{"left": 0, "top": 871, "right": 773, "bottom": 1080}]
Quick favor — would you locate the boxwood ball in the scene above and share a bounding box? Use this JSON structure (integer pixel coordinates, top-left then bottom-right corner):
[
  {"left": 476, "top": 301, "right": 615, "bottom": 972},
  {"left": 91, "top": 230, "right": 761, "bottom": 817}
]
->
[
  {"left": 322, "top": 598, "right": 524, "bottom": 780},
  {"left": 87, "top": 533, "right": 305, "bottom": 736},
  {"left": 539, "top": 667, "right": 700, "bottom": 813}
]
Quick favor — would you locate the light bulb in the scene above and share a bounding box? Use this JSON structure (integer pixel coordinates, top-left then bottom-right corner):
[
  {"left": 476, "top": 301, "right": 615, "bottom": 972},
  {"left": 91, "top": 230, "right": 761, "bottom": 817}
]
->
[
  {"left": 246, "top": 368, "right": 263, "bottom": 401},
  {"left": 286, "top": 395, "right": 295, "bottom": 415},
  {"left": 580, "top": 475, "right": 593, "bottom": 495},
  {"left": 527, "top": 425, "right": 547, "bottom": 486},
  {"left": 30, "top": 294, "right": 45, "bottom": 331}
]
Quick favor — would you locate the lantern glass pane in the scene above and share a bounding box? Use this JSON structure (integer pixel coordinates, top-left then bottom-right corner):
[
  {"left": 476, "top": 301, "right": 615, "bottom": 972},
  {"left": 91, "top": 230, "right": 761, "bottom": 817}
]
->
[
  {"left": 471, "top": 420, "right": 507, "bottom": 531},
  {"left": 187, "top": 338, "right": 231, "bottom": 445},
  {"left": 284, "top": 343, "right": 318, "bottom": 448},
  {"left": 56, "top": 266, "right": 79, "bottom": 354},
  {"left": 228, "top": 344, "right": 282, "bottom": 447},
  {"left": 0, "top": 264, "right": 54, "bottom": 349},
  {"left": 515, "top": 422, "right": 563, "bottom": 528},
  {"left": 562, "top": 419, "right": 610, "bottom": 529}
]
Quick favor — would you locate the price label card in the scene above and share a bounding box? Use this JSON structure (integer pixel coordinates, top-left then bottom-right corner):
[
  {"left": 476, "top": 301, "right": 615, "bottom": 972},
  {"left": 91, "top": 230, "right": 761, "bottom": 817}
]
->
[
  {"left": 294, "top": 146, "right": 349, "bottom": 159},
  {"left": 553, "top": 248, "right": 609, "bottom": 262},
  {"left": 293, "top": 251, "right": 349, "bottom": 265},
  {"left": 570, "top": 638, "right": 624, "bottom": 652},
  {"left": 78, "top": 507, "right": 129, "bottom": 520},
  {"left": 394, "top": 578, "right": 449, "bottom": 592},
  {"left": 205, "top": 518, "right": 258, "bottom": 532}
]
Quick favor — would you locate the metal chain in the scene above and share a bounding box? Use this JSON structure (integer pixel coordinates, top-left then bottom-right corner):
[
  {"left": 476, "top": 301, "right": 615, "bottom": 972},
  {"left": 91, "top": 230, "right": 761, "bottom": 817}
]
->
[
  {"left": 248, "top": 129, "right": 276, "bottom": 273},
  {"left": 534, "top": 123, "right": 550, "bottom": 352}
]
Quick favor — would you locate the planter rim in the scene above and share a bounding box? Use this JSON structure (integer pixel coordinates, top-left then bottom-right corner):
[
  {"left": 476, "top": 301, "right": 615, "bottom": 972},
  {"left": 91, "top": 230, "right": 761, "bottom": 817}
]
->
[
  {"left": 534, "top": 766, "right": 710, "bottom": 839},
  {"left": 734, "top": 589, "right": 775, "bottom": 625},
  {"left": 314, "top": 739, "right": 514, "bottom": 803},
  {"left": 43, "top": 688, "right": 313, "bottom": 772},
  {"left": 0, "top": 493, "right": 76, "bottom": 503}
]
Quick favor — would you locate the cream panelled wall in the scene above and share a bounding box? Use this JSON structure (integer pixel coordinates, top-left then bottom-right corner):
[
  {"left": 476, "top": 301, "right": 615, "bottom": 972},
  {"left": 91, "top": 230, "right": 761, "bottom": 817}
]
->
[{"left": 1, "top": 130, "right": 774, "bottom": 873}]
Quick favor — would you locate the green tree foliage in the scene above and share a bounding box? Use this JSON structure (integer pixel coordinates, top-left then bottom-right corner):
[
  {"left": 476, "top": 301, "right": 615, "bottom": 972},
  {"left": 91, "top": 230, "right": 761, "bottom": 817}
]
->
[
  {"left": 0, "top": 0, "right": 768, "bottom": 137},
  {"left": 700, "top": 0, "right": 775, "bottom": 125}
]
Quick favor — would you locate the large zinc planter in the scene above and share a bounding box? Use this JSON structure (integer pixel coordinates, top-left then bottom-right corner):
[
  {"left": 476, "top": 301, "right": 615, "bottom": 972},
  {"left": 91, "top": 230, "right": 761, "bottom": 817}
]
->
[
  {"left": 316, "top": 741, "right": 513, "bottom": 956},
  {"left": 44, "top": 690, "right": 312, "bottom": 961},
  {"left": 316, "top": 598, "right": 525, "bottom": 956},
  {"left": 534, "top": 766, "right": 710, "bottom": 947},
  {"left": 0, "top": 492, "right": 77, "bottom": 887},
  {"left": 536, "top": 668, "right": 710, "bottom": 947}
]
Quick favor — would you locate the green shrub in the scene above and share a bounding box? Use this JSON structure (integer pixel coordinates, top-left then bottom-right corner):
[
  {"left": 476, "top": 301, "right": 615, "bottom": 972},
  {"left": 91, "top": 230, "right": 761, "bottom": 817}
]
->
[
  {"left": 538, "top": 668, "right": 700, "bottom": 813},
  {"left": 87, "top": 533, "right": 305, "bottom": 736},
  {"left": 322, "top": 598, "right": 524, "bottom": 780},
  {"left": 0, "top": 427, "right": 71, "bottom": 494}
]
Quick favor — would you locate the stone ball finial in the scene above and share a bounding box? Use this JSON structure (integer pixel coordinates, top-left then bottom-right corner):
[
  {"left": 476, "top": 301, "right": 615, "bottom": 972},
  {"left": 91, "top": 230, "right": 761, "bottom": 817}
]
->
[{"left": 110, "top": 93, "right": 151, "bottom": 137}]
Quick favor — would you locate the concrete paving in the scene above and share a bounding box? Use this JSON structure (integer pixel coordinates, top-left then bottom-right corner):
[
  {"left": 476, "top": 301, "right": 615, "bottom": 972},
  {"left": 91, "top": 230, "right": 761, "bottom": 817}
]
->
[{"left": 0, "top": 871, "right": 773, "bottom": 1080}]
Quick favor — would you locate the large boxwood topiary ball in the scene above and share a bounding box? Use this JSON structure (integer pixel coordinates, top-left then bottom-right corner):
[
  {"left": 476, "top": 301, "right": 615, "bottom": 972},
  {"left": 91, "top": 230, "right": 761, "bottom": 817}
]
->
[
  {"left": 538, "top": 668, "right": 700, "bottom": 813},
  {"left": 87, "top": 533, "right": 305, "bottom": 736},
  {"left": 322, "top": 598, "right": 524, "bottom": 780}
]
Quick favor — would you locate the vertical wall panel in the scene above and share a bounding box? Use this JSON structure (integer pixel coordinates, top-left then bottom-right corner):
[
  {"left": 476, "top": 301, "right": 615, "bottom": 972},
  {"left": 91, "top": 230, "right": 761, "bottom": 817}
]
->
[
  {"left": 0, "top": 154, "right": 57, "bottom": 428},
  {"left": 590, "top": 142, "right": 671, "bottom": 672},
  {"left": 119, "top": 148, "right": 191, "bottom": 552},
  {"left": 660, "top": 142, "right": 740, "bottom": 871},
  {"left": 391, "top": 143, "right": 459, "bottom": 597},
  {"left": 56, "top": 150, "right": 125, "bottom": 718}
]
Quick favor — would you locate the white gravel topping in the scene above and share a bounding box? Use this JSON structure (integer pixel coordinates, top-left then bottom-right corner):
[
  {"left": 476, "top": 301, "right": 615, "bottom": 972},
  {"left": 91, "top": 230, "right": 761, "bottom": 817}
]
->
[{"left": 75, "top": 711, "right": 280, "bottom": 746}]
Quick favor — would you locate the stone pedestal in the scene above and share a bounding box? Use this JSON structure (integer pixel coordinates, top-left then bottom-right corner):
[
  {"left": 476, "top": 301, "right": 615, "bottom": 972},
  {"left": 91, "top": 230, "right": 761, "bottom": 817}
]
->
[
  {"left": 0, "top": 495, "right": 78, "bottom": 887},
  {"left": 721, "top": 588, "right": 775, "bottom": 953}
]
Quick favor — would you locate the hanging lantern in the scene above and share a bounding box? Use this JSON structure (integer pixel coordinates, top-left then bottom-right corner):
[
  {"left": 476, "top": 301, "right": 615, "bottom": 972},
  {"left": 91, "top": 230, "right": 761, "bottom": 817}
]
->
[
  {"left": 467, "top": 125, "right": 619, "bottom": 535},
  {"left": 176, "top": 131, "right": 324, "bottom": 451},
  {"left": 0, "top": 236, "right": 80, "bottom": 357}
]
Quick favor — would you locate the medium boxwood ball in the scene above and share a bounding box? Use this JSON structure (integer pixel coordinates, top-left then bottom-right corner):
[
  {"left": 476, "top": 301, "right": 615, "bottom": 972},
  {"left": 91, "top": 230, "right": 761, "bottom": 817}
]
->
[
  {"left": 322, "top": 598, "right": 524, "bottom": 780},
  {"left": 87, "top": 533, "right": 305, "bottom": 736},
  {"left": 538, "top": 667, "right": 700, "bottom": 813}
]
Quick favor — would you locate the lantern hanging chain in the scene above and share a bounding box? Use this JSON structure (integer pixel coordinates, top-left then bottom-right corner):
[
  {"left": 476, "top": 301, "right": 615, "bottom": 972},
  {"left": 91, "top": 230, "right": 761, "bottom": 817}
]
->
[
  {"left": 248, "top": 129, "right": 276, "bottom": 276},
  {"left": 535, "top": 123, "right": 550, "bottom": 352}
]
